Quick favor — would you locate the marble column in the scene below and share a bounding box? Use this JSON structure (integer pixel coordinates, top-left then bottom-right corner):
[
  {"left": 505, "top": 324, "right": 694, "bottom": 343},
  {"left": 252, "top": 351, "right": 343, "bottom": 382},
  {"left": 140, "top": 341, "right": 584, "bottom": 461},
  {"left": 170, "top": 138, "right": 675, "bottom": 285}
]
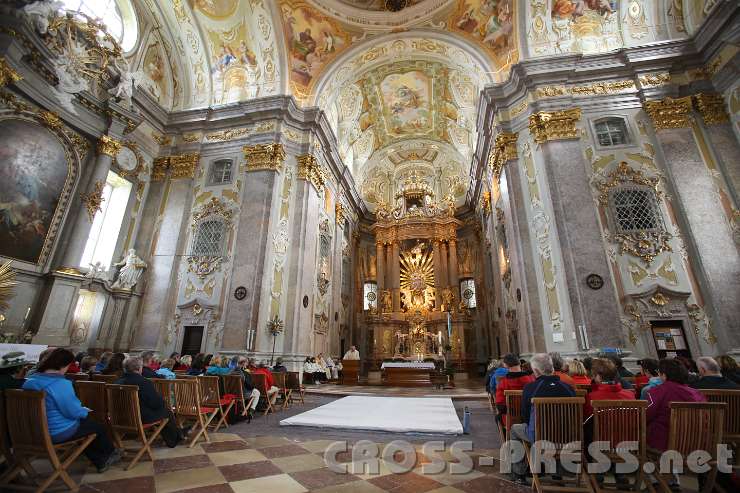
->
[
  {"left": 376, "top": 241, "right": 386, "bottom": 294},
  {"left": 432, "top": 240, "right": 444, "bottom": 309},
  {"left": 448, "top": 239, "right": 459, "bottom": 290},
  {"left": 62, "top": 136, "right": 122, "bottom": 267},
  {"left": 391, "top": 241, "right": 401, "bottom": 312},
  {"left": 645, "top": 97, "right": 740, "bottom": 350}
]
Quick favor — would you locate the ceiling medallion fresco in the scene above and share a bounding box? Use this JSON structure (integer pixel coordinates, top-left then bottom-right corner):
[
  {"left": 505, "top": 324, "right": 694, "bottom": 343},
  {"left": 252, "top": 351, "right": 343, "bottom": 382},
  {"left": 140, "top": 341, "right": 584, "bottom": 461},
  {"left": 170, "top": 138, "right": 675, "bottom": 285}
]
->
[
  {"left": 450, "top": 0, "right": 518, "bottom": 71},
  {"left": 189, "top": 0, "right": 240, "bottom": 19}
]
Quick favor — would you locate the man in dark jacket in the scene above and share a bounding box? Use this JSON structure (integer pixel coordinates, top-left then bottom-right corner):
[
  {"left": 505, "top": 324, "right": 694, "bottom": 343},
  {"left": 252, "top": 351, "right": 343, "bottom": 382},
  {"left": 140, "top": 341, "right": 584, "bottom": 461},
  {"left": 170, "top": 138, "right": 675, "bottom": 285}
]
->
[
  {"left": 692, "top": 357, "right": 740, "bottom": 390},
  {"left": 116, "top": 356, "right": 184, "bottom": 447},
  {"left": 507, "top": 353, "right": 575, "bottom": 484}
]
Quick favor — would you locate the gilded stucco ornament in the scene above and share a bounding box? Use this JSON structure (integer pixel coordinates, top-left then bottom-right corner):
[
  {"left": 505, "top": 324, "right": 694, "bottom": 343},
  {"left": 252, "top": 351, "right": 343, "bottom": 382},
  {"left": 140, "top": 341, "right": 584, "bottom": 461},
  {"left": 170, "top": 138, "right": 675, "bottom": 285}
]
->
[
  {"left": 335, "top": 202, "right": 346, "bottom": 225},
  {"left": 0, "top": 57, "right": 22, "bottom": 87},
  {"left": 151, "top": 153, "right": 200, "bottom": 180},
  {"left": 187, "top": 197, "right": 233, "bottom": 279},
  {"left": 480, "top": 191, "right": 491, "bottom": 217},
  {"left": 97, "top": 135, "right": 122, "bottom": 157},
  {"left": 488, "top": 132, "right": 518, "bottom": 180},
  {"left": 528, "top": 109, "right": 582, "bottom": 143},
  {"left": 692, "top": 93, "right": 729, "bottom": 125},
  {"left": 243, "top": 143, "right": 285, "bottom": 172},
  {"left": 297, "top": 154, "right": 327, "bottom": 192},
  {"left": 596, "top": 162, "right": 661, "bottom": 206},
  {"left": 643, "top": 97, "right": 693, "bottom": 129},
  {"left": 80, "top": 181, "right": 105, "bottom": 222}
]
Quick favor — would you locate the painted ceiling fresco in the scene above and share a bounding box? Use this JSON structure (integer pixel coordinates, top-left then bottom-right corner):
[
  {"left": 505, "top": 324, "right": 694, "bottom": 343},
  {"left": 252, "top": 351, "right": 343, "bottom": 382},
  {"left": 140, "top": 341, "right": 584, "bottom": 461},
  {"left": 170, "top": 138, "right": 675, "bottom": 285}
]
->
[{"left": 335, "top": 0, "right": 428, "bottom": 10}]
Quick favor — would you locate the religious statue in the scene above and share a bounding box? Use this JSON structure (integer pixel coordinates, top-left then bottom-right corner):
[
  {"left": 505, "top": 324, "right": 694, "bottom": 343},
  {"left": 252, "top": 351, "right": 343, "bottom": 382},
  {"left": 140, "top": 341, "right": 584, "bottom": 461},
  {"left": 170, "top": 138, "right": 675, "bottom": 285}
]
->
[
  {"left": 108, "top": 60, "right": 142, "bottom": 108},
  {"left": 23, "top": 1, "right": 63, "bottom": 35},
  {"left": 111, "top": 249, "right": 147, "bottom": 290},
  {"left": 380, "top": 289, "right": 392, "bottom": 313},
  {"left": 85, "top": 261, "right": 107, "bottom": 281},
  {"left": 441, "top": 287, "right": 456, "bottom": 312}
]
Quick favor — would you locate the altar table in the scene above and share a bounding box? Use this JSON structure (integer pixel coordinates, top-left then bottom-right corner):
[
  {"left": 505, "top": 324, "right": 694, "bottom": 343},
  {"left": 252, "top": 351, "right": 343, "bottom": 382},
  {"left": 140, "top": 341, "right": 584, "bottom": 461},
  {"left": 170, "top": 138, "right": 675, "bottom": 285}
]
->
[{"left": 381, "top": 362, "right": 436, "bottom": 386}]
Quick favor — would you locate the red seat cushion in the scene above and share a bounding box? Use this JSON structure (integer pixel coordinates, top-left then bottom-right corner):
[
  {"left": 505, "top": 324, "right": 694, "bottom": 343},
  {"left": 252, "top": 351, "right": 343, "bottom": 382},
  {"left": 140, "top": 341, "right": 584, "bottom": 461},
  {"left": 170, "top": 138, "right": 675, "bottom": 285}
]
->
[
  {"left": 221, "top": 394, "right": 236, "bottom": 402},
  {"left": 199, "top": 407, "right": 215, "bottom": 414}
]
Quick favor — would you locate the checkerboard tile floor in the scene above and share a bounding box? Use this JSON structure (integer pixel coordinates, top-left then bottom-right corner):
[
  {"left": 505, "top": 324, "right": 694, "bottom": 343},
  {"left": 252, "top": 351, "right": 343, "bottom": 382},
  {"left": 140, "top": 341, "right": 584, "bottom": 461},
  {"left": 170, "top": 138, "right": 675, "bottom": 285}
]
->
[{"left": 55, "top": 432, "right": 523, "bottom": 493}]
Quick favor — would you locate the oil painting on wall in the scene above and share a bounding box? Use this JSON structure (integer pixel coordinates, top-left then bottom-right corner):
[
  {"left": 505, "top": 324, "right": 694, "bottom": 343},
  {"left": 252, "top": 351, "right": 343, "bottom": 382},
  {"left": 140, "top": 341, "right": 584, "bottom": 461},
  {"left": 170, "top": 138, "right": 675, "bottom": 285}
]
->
[
  {"left": 452, "top": 0, "right": 517, "bottom": 71},
  {"left": 280, "top": 1, "right": 350, "bottom": 91},
  {"left": 379, "top": 71, "right": 432, "bottom": 137},
  {"left": 0, "top": 120, "right": 69, "bottom": 263}
]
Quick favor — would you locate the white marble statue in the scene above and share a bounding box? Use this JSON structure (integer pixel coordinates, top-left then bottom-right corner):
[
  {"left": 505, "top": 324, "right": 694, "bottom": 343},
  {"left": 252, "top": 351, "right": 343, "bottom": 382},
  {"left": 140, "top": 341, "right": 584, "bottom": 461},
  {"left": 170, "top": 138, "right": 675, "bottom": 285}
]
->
[
  {"left": 23, "top": 1, "right": 63, "bottom": 35},
  {"left": 85, "top": 261, "right": 107, "bottom": 281},
  {"left": 108, "top": 60, "right": 144, "bottom": 108},
  {"left": 112, "top": 249, "right": 147, "bottom": 290}
]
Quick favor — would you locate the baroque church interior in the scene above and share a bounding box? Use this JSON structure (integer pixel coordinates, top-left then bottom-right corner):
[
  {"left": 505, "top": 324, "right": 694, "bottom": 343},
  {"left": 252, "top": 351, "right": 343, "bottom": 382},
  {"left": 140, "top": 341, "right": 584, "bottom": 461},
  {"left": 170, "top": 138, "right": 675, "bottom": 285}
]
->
[{"left": 0, "top": 0, "right": 739, "bottom": 491}]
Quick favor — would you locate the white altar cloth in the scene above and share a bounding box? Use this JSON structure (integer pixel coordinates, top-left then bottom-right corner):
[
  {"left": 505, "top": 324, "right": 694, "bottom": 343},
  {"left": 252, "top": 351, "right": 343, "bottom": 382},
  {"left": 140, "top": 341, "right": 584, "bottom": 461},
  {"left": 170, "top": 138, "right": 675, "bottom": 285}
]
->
[{"left": 380, "top": 362, "right": 436, "bottom": 370}]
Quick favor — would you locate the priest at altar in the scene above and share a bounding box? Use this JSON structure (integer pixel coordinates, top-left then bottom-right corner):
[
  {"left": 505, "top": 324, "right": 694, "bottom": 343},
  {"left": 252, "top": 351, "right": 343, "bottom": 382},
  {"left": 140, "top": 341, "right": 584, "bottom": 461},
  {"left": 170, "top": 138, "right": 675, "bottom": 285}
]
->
[{"left": 343, "top": 346, "right": 360, "bottom": 360}]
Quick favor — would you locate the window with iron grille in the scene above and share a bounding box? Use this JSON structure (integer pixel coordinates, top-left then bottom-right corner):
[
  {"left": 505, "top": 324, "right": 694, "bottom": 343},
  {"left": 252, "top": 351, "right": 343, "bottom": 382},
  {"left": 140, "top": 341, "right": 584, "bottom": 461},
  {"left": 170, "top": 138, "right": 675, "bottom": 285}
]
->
[
  {"left": 609, "top": 187, "right": 662, "bottom": 233},
  {"left": 191, "top": 220, "right": 225, "bottom": 256},
  {"left": 595, "top": 118, "right": 629, "bottom": 147},
  {"left": 209, "top": 159, "right": 233, "bottom": 185}
]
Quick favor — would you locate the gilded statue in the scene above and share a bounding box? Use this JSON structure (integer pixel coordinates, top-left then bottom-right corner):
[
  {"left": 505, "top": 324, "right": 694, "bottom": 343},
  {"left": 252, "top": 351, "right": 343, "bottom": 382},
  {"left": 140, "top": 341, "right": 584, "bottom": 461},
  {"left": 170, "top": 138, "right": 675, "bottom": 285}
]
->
[
  {"left": 380, "top": 289, "right": 392, "bottom": 312},
  {"left": 441, "top": 287, "right": 456, "bottom": 312}
]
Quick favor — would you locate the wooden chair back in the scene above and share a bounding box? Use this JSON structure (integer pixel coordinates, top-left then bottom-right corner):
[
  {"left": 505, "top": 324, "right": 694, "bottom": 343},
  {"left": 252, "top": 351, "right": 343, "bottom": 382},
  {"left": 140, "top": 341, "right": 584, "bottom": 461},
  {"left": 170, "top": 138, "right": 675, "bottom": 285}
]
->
[
  {"left": 286, "top": 372, "right": 302, "bottom": 391},
  {"left": 251, "top": 372, "right": 268, "bottom": 395},
  {"left": 667, "top": 402, "right": 725, "bottom": 460},
  {"left": 342, "top": 359, "right": 360, "bottom": 384},
  {"left": 699, "top": 389, "right": 740, "bottom": 441},
  {"left": 4, "top": 390, "right": 54, "bottom": 457},
  {"left": 575, "top": 389, "right": 587, "bottom": 398},
  {"left": 73, "top": 380, "right": 108, "bottom": 425},
  {"left": 222, "top": 374, "right": 246, "bottom": 405},
  {"left": 197, "top": 375, "right": 221, "bottom": 407},
  {"left": 151, "top": 378, "right": 174, "bottom": 409},
  {"left": 591, "top": 400, "right": 647, "bottom": 458},
  {"left": 0, "top": 391, "right": 11, "bottom": 462},
  {"left": 503, "top": 390, "right": 523, "bottom": 430},
  {"left": 65, "top": 373, "right": 90, "bottom": 383},
  {"left": 106, "top": 384, "right": 144, "bottom": 433},
  {"left": 91, "top": 373, "right": 118, "bottom": 384},
  {"left": 273, "top": 372, "right": 287, "bottom": 392},
  {"left": 172, "top": 378, "right": 203, "bottom": 418},
  {"left": 531, "top": 397, "right": 585, "bottom": 447}
]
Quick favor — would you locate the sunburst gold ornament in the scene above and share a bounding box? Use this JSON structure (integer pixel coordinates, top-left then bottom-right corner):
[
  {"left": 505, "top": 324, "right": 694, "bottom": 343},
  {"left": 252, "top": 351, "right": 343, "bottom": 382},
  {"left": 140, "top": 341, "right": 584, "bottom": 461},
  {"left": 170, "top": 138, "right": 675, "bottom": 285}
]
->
[
  {"left": 400, "top": 243, "right": 435, "bottom": 294},
  {"left": 0, "top": 261, "right": 18, "bottom": 312},
  {"left": 267, "top": 315, "right": 284, "bottom": 336}
]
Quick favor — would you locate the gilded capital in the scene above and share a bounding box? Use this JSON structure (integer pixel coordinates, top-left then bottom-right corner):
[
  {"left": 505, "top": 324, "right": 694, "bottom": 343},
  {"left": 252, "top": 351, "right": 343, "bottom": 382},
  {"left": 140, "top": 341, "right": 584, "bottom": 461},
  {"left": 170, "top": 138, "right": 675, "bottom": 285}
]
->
[
  {"left": 643, "top": 96, "right": 693, "bottom": 130},
  {"left": 297, "top": 154, "right": 326, "bottom": 191},
  {"left": 0, "top": 57, "right": 22, "bottom": 87},
  {"left": 692, "top": 93, "right": 729, "bottom": 126},
  {"left": 528, "top": 109, "right": 582, "bottom": 143},
  {"left": 243, "top": 143, "right": 285, "bottom": 172},
  {"left": 152, "top": 156, "right": 169, "bottom": 182},
  {"left": 169, "top": 153, "right": 200, "bottom": 179},
  {"left": 97, "top": 135, "right": 122, "bottom": 157},
  {"left": 488, "top": 132, "right": 518, "bottom": 179}
]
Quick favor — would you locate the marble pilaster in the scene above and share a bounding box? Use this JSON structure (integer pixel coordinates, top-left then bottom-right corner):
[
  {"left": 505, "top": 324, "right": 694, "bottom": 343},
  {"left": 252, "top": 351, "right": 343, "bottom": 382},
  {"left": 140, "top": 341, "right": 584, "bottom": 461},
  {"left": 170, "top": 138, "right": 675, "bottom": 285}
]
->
[{"left": 448, "top": 239, "right": 459, "bottom": 289}]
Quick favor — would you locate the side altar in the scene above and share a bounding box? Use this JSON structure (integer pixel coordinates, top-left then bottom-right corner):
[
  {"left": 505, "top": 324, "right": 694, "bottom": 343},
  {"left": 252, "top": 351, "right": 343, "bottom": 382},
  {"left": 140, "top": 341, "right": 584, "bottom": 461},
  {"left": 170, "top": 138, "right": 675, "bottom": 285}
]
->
[{"left": 363, "top": 173, "right": 474, "bottom": 371}]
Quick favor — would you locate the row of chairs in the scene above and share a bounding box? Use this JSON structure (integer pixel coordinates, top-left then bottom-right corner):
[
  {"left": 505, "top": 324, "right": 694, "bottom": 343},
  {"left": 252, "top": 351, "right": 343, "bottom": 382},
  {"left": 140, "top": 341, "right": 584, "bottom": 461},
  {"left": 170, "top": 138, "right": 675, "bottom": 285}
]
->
[{"left": 494, "top": 389, "right": 739, "bottom": 493}]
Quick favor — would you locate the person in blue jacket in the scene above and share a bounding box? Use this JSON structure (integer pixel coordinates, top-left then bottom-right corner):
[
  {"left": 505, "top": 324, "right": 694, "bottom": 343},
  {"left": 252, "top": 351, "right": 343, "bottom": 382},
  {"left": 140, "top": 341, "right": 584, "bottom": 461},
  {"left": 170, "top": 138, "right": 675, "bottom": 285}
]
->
[
  {"left": 487, "top": 359, "right": 509, "bottom": 395},
  {"left": 23, "top": 348, "right": 120, "bottom": 473}
]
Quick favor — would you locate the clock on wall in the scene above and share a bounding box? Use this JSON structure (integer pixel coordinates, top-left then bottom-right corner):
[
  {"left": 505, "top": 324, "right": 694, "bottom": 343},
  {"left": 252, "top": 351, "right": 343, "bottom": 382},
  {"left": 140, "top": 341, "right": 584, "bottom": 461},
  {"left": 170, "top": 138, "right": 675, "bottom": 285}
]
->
[
  {"left": 234, "top": 286, "right": 247, "bottom": 300},
  {"left": 586, "top": 274, "right": 604, "bottom": 290}
]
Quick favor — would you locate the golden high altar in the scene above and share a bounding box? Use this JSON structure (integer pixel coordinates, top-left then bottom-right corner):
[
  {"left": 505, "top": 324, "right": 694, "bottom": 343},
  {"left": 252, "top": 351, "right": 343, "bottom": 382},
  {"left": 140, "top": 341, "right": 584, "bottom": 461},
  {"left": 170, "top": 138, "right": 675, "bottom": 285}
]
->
[{"left": 365, "top": 172, "right": 473, "bottom": 362}]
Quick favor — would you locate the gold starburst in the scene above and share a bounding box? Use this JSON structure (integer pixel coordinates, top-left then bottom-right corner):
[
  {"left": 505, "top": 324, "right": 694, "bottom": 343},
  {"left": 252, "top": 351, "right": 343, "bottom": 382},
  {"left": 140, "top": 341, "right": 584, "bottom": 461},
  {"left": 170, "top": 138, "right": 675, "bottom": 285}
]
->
[
  {"left": 0, "top": 260, "right": 17, "bottom": 312},
  {"left": 400, "top": 243, "right": 435, "bottom": 294}
]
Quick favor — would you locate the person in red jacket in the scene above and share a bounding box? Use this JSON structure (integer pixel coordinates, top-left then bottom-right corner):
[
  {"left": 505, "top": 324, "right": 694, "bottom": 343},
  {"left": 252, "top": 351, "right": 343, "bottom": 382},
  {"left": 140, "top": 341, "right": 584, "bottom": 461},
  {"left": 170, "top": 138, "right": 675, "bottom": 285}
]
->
[
  {"left": 251, "top": 362, "right": 279, "bottom": 407},
  {"left": 495, "top": 353, "right": 535, "bottom": 432},
  {"left": 584, "top": 358, "right": 635, "bottom": 419}
]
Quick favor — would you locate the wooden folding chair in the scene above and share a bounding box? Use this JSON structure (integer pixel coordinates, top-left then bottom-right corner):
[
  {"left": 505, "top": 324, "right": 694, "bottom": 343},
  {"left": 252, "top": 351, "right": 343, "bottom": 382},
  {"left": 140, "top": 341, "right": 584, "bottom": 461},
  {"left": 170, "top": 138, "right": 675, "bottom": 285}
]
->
[
  {"left": 524, "top": 397, "right": 593, "bottom": 493},
  {"left": 250, "top": 373, "right": 275, "bottom": 416},
  {"left": 197, "top": 375, "right": 235, "bottom": 432},
  {"left": 150, "top": 378, "right": 174, "bottom": 410},
  {"left": 172, "top": 378, "right": 218, "bottom": 447},
  {"left": 497, "top": 390, "right": 524, "bottom": 442},
  {"left": 0, "top": 391, "right": 38, "bottom": 489},
  {"left": 91, "top": 374, "right": 118, "bottom": 384},
  {"left": 649, "top": 402, "right": 726, "bottom": 493},
  {"left": 73, "top": 381, "right": 108, "bottom": 427},
  {"left": 286, "top": 371, "right": 305, "bottom": 406},
  {"left": 590, "top": 400, "right": 652, "bottom": 493},
  {"left": 575, "top": 388, "right": 588, "bottom": 398},
  {"left": 5, "top": 389, "right": 95, "bottom": 493},
  {"left": 106, "top": 384, "right": 168, "bottom": 470},
  {"left": 699, "top": 389, "right": 740, "bottom": 445},
  {"left": 222, "top": 374, "right": 256, "bottom": 417},
  {"left": 272, "top": 373, "right": 290, "bottom": 410}
]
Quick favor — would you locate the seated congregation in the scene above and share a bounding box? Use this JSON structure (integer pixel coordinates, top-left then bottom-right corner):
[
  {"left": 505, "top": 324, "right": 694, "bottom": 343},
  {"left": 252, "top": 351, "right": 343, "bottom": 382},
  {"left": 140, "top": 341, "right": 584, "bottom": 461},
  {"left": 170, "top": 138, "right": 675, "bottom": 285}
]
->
[
  {"left": 0, "top": 348, "right": 308, "bottom": 491},
  {"left": 489, "top": 352, "right": 739, "bottom": 492}
]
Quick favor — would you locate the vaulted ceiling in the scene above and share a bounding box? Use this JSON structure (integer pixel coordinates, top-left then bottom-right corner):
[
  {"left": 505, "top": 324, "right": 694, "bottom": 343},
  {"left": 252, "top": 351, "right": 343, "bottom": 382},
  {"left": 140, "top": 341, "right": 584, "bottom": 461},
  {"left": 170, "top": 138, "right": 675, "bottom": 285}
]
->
[{"left": 125, "top": 0, "right": 702, "bottom": 208}]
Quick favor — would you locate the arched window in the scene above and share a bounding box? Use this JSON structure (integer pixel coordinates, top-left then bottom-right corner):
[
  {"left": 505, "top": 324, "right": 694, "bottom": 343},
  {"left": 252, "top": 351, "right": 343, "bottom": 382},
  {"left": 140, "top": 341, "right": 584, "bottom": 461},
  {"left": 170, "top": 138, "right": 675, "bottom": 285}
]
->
[
  {"left": 594, "top": 117, "right": 629, "bottom": 147},
  {"left": 459, "top": 278, "right": 477, "bottom": 309},
  {"left": 191, "top": 220, "right": 225, "bottom": 257},
  {"left": 609, "top": 187, "right": 663, "bottom": 233},
  {"left": 61, "top": 0, "right": 138, "bottom": 52}
]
